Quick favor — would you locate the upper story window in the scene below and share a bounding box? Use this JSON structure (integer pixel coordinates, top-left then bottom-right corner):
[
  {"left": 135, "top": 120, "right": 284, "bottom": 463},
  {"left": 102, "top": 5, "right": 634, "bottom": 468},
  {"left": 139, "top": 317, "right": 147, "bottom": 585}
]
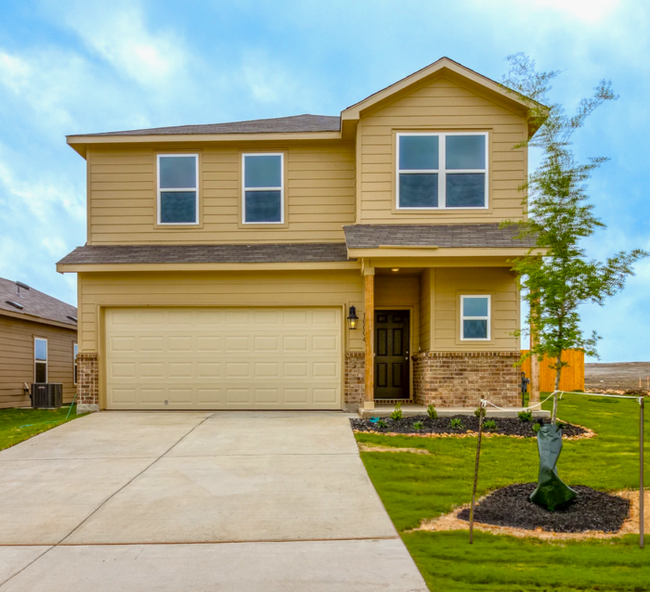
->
[
  {"left": 157, "top": 155, "right": 199, "bottom": 225},
  {"left": 397, "top": 132, "right": 488, "bottom": 209},
  {"left": 242, "top": 153, "right": 284, "bottom": 224},
  {"left": 34, "top": 337, "right": 48, "bottom": 383},
  {"left": 460, "top": 295, "right": 491, "bottom": 341}
]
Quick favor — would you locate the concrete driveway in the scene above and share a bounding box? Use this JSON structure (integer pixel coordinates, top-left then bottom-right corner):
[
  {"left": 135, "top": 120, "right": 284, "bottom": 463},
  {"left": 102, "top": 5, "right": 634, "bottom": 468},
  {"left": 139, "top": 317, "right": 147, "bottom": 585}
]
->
[{"left": 0, "top": 412, "right": 427, "bottom": 591}]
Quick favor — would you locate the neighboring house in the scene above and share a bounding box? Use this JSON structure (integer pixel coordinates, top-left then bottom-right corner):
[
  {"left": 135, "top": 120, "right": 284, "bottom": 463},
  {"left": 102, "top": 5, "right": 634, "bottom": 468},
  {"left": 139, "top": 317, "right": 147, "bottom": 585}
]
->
[
  {"left": 0, "top": 277, "right": 78, "bottom": 409},
  {"left": 58, "top": 57, "right": 545, "bottom": 414}
]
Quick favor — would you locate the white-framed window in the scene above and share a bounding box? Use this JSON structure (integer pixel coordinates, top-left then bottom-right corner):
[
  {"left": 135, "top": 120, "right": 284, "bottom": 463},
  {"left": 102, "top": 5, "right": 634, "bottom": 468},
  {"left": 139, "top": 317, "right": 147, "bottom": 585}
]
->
[
  {"left": 460, "top": 295, "right": 491, "bottom": 341},
  {"left": 396, "top": 132, "right": 488, "bottom": 209},
  {"left": 34, "top": 337, "right": 48, "bottom": 383},
  {"left": 157, "top": 154, "right": 199, "bottom": 225},
  {"left": 242, "top": 153, "right": 284, "bottom": 224},
  {"left": 73, "top": 343, "right": 78, "bottom": 385}
]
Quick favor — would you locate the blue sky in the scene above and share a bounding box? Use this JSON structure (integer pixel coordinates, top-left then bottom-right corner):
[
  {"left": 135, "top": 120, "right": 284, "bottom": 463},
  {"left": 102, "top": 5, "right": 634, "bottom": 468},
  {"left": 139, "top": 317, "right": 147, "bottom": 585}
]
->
[{"left": 0, "top": 0, "right": 648, "bottom": 362}]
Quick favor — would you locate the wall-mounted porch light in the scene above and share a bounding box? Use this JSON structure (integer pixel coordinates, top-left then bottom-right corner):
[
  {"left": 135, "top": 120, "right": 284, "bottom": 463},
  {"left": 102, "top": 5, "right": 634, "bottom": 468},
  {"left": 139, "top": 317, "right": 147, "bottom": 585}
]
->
[{"left": 347, "top": 305, "right": 359, "bottom": 330}]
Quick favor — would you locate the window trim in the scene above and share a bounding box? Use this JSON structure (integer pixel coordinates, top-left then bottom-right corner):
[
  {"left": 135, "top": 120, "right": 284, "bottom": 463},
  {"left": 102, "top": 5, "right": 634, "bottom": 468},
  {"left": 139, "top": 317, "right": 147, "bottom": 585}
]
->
[
  {"left": 73, "top": 343, "right": 78, "bottom": 386},
  {"left": 460, "top": 295, "right": 491, "bottom": 341},
  {"left": 242, "top": 152, "right": 285, "bottom": 225},
  {"left": 156, "top": 153, "right": 200, "bottom": 226},
  {"left": 396, "top": 132, "right": 488, "bottom": 210},
  {"left": 34, "top": 337, "right": 48, "bottom": 383}
]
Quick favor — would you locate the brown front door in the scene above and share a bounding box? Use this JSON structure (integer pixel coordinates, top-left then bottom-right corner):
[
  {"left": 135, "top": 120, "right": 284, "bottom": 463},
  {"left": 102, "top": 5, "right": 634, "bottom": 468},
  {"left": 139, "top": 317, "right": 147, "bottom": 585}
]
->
[{"left": 374, "top": 310, "right": 410, "bottom": 399}]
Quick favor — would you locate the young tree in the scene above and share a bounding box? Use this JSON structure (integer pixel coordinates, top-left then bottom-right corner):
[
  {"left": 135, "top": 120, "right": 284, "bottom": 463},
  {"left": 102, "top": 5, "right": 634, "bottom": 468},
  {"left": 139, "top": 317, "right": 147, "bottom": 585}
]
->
[{"left": 502, "top": 54, "right": 647, "bottom": 422}]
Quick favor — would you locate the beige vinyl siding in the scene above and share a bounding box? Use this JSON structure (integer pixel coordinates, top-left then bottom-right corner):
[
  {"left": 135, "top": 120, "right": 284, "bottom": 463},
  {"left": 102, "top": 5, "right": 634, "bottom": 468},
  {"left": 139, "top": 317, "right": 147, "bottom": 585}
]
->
[
  {"left": 375, "top": 274, "right": 420, "bottom": 345},
  {"left": 0, "top": 315, "right": 77, "bottom": 409},
  {"left": 432, "top": 267, "right": 519, "bottom": 351},
  {"left": 419, "top": 269, "right": 432, "bottom": 351},
  {"left": 357, "top": 75, "right": 527, "bottom": 224},
  {"left": 88, "top": 141, "right": 355, "bottom": 245},
  {"left": 78, "top": 270, "right": 365, "bottom": 355}
]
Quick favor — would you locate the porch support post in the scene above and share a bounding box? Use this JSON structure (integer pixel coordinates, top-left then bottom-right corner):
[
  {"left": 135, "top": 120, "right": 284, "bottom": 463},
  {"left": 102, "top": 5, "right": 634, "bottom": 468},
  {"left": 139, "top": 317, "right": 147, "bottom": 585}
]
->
[
  {"left": 529, "top": 310, "right": 540, "bottom": 404},
  {"left": 363, "top": 267, "right": 375, "bottom": 409}
]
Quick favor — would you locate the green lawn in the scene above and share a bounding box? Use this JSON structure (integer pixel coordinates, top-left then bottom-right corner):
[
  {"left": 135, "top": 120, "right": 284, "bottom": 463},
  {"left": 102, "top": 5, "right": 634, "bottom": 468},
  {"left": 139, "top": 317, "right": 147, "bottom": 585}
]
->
[
  {"left": 357, "top": 394, "right": 649, "bottom": 591},
  {"left": 0, "top": 405, "right": 86, "bottom": 451}
]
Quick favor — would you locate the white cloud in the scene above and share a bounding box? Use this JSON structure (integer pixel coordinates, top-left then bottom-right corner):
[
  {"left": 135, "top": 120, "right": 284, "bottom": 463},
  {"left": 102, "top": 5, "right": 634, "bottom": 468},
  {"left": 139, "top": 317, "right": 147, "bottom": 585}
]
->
[
  {"left": 59, "top": 0, "right": 188, "bottom": 89},
  {"left": 0, "top": 52, "right": 32, "bottom": 93}
]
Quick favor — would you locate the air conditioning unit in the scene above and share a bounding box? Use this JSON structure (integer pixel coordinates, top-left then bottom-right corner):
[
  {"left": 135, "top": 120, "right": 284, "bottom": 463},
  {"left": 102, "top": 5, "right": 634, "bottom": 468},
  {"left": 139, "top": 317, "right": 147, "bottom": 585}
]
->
[{"left": 30, "top": 383, "right": 63, "bottom": 409}]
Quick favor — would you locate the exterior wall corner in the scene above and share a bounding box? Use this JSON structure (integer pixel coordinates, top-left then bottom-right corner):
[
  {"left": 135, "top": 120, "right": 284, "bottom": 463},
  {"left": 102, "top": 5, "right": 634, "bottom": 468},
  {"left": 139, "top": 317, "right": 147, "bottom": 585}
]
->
[
  {"left": 344, "top": 351, "right": 365, "bottom": 411},
  {"left": 77, "top": 352, "right": 99, "bottom": 413}
]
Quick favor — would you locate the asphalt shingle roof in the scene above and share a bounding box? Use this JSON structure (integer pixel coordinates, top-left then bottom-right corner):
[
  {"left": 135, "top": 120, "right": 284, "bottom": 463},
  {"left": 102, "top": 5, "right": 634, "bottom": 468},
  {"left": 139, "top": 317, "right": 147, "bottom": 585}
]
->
[
  {"left": 57, "top": 243, "right": 350, "bottom": 265},
  {"left": 75, "top": 114, "right": 341, "bottom": 137},
  {"left": 0, "top": 277, "right": 77, "bottom": 327},
  {"left": 343, "top": 224, "right": 536, "bottom": 249}
]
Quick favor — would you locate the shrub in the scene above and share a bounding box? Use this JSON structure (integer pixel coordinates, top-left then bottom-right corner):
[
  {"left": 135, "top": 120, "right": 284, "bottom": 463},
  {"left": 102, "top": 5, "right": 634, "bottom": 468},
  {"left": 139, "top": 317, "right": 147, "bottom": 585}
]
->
[
  {"left": 474, "top": 405, "right": 486, "bottom": 419},
  {"left": 518, "top": 410, "right": 534, "bottom": 422},
  {"left": 377, "top": 418, "right": 388, "bottom": 429},
  {"left": 390, "top": 402, "right": 403, "bottom": 421},
  {"left": 413, "top": 421, "right": 424, "bottom": 431},
  {"left": 449, "top": 418, "right": 464, "bottom": 430},
  {"left": 427, "top": 404, "right": 438, "bottom": 420},
  {"left": 533, "top": 422, "right": 541, "bottom": 433},
  {"left": 483, "top": 419, "right": 497, "bottom": 431}
]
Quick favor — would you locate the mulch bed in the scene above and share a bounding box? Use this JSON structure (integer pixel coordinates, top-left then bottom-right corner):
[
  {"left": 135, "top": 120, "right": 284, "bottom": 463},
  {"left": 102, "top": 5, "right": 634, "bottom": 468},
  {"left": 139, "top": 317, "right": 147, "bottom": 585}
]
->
[
  {"left": 457, "top": 483, "right": 630, "bottom": 533},
  {"left": 350, "top": 415, "right": 589, "bottom": 438}
]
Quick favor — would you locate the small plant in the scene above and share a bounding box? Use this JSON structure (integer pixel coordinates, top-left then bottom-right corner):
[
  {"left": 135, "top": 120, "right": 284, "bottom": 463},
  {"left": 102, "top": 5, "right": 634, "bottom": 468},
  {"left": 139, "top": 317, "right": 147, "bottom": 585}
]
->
[
  {"left": 483, "top": 419, "right": 497, "bottom": 431},
  {"left": 413, "top": 421, "right": 423, "bottom": 431},
  {"left": 426, "top": 404, "right": 438, "bottom": 420},
  {"left": 518, "top": 410, "right": 534, "bottom": 423},
  {"left": 533, "top": 422, "right": 541, "bottom": 433},
  {"left": 390, "top": 402, "right": 403, "bottom": 421},
  {"left": 449, "top": 418, "right": 464, "bottom": 430},
  {"left": 474, "top": 405, "right": 486, "bottom": 419},
  {"left": 377, "top": 419, "right": 388, "bottom": 429}
]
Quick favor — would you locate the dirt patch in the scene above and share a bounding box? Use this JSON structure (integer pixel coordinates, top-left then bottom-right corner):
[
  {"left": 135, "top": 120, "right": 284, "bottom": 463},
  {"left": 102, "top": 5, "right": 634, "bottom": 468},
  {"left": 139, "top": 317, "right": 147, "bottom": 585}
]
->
[
  {"left": 357, "top": 443, "right": 430, "bottom": 454},
  {"left": 351, "top": 415, "right": 593, "bottom": 439},
  {"left": 586, "top": 361, "right": 650, "bottom": 392},
  {"left": 414, "top": 489, "right": 649, "bottom": 541}
]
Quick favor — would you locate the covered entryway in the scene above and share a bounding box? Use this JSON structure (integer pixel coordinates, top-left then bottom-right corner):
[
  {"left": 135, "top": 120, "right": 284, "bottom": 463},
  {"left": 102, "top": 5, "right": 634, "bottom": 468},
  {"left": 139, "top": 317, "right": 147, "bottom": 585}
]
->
[{"left": 105, "top": 307, "right": 342, "bottom": 410}]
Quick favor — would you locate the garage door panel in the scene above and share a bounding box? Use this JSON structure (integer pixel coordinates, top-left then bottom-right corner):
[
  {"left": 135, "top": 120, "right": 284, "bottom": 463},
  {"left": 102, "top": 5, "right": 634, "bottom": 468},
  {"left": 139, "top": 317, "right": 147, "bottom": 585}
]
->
[
  {"left": 106, "top": 307, "right": 341, "bottom": 410},
  {"left": 314, "top": 388, "right": 339, "bottom": 404}
]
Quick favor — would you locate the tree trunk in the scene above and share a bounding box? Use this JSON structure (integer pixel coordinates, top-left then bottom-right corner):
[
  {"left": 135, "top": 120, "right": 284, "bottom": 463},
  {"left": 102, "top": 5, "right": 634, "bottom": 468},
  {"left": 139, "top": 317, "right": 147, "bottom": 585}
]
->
[{"left": 551, "top": 352, "right": 562, "bottom": 424}]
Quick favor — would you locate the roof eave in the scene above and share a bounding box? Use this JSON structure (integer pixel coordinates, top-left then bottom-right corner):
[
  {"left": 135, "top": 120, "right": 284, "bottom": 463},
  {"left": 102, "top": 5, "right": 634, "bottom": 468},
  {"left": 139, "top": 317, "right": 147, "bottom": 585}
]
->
[
  {"left": 66, "top": 130, "right": 345, "bottom": 157},
  {"left": 57, "top": 260, "right": 359, "bottom": 273},
  {"left": 0, "top": 308, "right": 77, "bottom": 330},
  {"left": 346, "top": 246, "right": 542, "bottom": 259}
]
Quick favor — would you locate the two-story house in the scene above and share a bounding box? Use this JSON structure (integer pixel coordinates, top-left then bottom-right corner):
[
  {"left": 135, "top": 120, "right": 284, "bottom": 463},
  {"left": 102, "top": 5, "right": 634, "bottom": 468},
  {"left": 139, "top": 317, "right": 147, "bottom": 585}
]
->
[{"left": 58, "top": 57, "right": 543, "bottom": 414}]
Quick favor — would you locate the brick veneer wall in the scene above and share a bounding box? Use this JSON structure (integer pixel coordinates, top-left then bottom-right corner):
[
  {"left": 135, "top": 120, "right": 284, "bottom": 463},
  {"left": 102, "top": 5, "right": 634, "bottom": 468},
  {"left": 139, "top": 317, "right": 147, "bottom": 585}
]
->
[
  {"left": 344, "top": 352, "right": 365, "bottom": 411},
  {"left": 413, "top": 351, "right": 520, "bottom": 408},
  {"left": 77, "top": 352, "right": 99, "bottom": 413}
]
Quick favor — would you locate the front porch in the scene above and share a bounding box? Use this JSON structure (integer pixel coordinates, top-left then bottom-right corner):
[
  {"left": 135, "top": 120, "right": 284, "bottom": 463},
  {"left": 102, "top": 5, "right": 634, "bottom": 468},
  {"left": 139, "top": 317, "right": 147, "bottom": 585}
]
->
[{"left": 344, "top": 264, "right": 523, "bottom": 413}]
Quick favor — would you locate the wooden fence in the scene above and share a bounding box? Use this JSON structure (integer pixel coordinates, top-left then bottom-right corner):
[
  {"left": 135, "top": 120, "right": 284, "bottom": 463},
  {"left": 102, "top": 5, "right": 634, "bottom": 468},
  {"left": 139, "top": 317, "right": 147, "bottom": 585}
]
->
[{"left": 520, "top": 350, "right": 585, "bottom": 392}]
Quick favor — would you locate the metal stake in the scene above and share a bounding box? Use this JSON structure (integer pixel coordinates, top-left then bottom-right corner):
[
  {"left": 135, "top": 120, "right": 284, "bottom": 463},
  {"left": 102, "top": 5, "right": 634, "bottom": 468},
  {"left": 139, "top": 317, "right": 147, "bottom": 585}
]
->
[
  {"left": 641, "top": 396, "right": 645, "bottom": 550},
  {"left": 469, "top": 400, "right": 486, "bottom": 544}
]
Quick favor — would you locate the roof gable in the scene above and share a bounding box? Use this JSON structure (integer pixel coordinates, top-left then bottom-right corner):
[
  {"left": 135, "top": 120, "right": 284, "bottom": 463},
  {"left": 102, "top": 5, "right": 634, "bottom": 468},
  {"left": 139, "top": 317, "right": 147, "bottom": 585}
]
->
[{"left": 341, "top": 57, "right": 547, "bottom": 137}]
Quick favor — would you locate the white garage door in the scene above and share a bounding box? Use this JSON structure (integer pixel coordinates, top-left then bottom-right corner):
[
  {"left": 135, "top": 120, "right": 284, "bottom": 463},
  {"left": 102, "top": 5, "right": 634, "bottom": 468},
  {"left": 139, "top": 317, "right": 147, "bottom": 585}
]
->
[{"left": 105, "top": 307, "right": 342, "bottom": 410}]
